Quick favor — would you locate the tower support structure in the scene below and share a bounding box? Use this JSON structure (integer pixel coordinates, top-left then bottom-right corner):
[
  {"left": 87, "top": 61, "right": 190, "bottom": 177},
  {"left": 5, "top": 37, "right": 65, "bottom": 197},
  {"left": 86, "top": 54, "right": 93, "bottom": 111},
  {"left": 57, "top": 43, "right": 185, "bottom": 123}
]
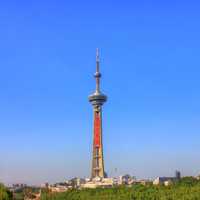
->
[{"left": 89, "top": 49, "right": 107, "bottom": 179}]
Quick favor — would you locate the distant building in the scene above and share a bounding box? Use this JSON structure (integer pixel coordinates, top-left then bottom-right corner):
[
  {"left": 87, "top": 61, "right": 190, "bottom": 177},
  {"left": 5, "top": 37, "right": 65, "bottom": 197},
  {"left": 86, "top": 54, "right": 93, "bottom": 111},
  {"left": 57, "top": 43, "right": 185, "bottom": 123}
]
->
[
  {"left": 118, "top": 175, "right": 135, "bottom": 185},
  {"left": 81, "top": 177, "right": 114, "bottom": 188},
  {"left": 153, "top": 177, "right": 175, "bottom": 185},
  {"left": 136, "top": 179, "right": 152, "bottom": 185},
  {"left": 175, "top": 170, "right": 181, "bottom": 180},
  {"left": 196, "top": 174, "right": 200, "bottom": 180},
  {"left": 153, "top": 170, "right": 181, "bottom": 185},
  {"left": 9, "top": 183, "right": 27, "bottom": 192},
  {"left": 49, "top": 185, "right": 69, "bottom": 193},
  {"left": 69, "top": 178, "right": 85, "bottom": 188}
]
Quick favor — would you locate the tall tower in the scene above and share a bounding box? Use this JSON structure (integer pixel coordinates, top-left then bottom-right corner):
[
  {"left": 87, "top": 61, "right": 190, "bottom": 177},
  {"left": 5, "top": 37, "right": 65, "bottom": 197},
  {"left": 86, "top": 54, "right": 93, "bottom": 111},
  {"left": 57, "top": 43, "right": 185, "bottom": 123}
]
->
[{"left": 89, "top": 49, "right": 107, "bottom": 179}]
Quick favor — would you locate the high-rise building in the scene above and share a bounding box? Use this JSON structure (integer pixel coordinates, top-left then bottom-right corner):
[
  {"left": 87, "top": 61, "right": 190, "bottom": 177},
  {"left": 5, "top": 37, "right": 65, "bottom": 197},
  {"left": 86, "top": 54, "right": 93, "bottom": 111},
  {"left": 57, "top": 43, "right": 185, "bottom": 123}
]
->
[
  {"left": 175, "top": 170, "right": 181, "bottom": 180},
  {"left": 88, "top": 49, "right": 107, "bottom": 179}
]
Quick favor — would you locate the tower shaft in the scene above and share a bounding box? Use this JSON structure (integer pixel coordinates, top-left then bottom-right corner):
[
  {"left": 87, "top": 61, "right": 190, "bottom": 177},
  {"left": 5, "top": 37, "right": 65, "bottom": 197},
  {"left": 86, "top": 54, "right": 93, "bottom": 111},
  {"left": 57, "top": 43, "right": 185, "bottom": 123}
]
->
[{"left": 91, "top": 107, "right": 104, "bottom": 178}]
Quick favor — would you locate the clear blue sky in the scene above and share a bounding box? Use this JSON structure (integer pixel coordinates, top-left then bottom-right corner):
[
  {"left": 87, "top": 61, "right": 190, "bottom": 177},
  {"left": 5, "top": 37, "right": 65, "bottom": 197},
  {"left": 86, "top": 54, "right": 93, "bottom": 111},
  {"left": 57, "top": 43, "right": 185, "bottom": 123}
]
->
[{"left": 0, "top": 0, "right": 200, "bottom": 185}]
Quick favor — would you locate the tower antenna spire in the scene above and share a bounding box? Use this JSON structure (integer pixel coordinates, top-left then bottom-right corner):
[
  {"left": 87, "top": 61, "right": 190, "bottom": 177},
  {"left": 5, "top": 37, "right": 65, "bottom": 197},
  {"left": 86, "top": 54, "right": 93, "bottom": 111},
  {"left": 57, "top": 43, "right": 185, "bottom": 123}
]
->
[
  {"left": 96, "top": 48, "right": 99, "bottom": 70},
  {"left": 95, "top": 48, "right": 101, "bottom": 93}
]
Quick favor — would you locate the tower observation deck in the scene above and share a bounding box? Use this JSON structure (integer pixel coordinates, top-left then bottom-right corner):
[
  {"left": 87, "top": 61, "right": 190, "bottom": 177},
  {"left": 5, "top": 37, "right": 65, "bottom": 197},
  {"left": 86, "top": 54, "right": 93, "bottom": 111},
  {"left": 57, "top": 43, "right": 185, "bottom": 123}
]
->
[{"left": 88, "top": 49, "right": 107, "bottom": 179}]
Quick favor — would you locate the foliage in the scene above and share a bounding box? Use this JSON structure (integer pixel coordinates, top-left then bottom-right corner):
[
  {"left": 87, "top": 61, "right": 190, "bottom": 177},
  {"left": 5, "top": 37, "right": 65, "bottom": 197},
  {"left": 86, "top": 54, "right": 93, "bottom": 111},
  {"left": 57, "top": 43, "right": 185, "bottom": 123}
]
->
[
  {"left": 14, "top": 186, "right": 40, "bottom": 200},
  {"left": 41, "top": 178, "right": 200, "bottom": 200},
  {"left": 0, "top": 184, "right": 12, "bottom": 200}
]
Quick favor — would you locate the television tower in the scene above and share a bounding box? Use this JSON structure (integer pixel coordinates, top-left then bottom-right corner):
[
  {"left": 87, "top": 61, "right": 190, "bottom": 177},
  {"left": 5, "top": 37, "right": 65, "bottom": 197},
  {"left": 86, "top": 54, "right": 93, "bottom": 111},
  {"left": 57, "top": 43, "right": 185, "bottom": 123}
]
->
[{"left": 89, "top": 49, "right": 107, "bottom": 179}]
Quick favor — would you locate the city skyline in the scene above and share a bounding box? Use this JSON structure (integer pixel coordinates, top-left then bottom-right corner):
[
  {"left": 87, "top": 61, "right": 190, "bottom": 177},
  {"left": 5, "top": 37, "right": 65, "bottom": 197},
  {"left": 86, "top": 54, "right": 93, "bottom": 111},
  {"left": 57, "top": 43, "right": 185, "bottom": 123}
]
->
[{"left": 0, "top": 0, "right": 200, "bottom": 185}]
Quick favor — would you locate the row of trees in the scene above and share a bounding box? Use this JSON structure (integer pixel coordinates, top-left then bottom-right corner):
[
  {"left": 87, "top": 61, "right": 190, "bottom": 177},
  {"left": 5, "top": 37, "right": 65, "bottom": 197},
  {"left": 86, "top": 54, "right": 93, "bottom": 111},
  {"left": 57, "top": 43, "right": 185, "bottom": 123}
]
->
[
  {"left": 13, "top": 186, "right": 40, "bottom": 200},
  {"left": 41, "top": 177, "right": 200, "bottom": 200},
  {"left": 0, "top": 183, "right": 40, "bottom": 200}
]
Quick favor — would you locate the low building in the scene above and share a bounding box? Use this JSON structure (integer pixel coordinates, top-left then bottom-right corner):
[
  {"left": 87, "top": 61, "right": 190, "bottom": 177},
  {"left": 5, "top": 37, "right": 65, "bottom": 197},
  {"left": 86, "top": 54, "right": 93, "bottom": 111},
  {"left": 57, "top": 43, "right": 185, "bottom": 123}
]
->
[
  {"left": 118, "top": 174, "right": 135, "bottom": 185},
  {"left": 68, "top": 178, "right": 86, "bottom": 188},
  {"left": 164, "top": 180, "right": 173, "bottom": 186},
  {"left": 136, "top": 179, "right": 152, "bottom": 185},
  {"left": 153, "top": 177, "right": 176, "bottom": 185},
  {"left": 153, "top": 171, "right": 181, "bottom": 185},
  {"left": 81, "top": 177, "right": 114, "bottom": 188},
  {"left": 49, "top": 185, "right": 71, "bottom": 193}
]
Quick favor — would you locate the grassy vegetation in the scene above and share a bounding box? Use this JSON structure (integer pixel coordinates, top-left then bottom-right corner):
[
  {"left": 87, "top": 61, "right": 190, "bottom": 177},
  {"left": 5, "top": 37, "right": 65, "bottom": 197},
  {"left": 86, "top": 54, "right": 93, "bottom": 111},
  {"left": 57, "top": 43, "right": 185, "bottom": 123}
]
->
[{"left": 41, "top": 177, "right": 200, "bottom": 200}]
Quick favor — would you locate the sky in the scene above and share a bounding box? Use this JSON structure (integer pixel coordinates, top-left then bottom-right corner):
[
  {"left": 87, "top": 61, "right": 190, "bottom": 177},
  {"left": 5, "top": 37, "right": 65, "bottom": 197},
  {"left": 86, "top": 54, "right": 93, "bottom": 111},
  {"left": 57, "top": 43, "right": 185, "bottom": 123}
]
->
[{"left": 0, "top": 0, "right": 200, "bottom": 185}]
